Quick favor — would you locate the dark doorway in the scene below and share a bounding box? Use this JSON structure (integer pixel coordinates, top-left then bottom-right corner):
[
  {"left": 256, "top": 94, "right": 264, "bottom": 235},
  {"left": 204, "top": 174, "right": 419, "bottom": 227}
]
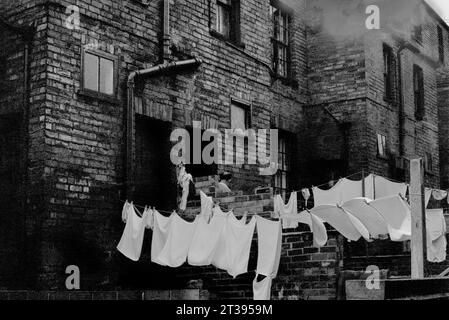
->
[
  {"left": 118, "top": 116, "right": 182, "bottom": 290},
  {"left": 134, "top": 116, "right": 176, "bottom": 211},
  {"left": 0, "top": 114, "right": 25, "bottom": 288}
]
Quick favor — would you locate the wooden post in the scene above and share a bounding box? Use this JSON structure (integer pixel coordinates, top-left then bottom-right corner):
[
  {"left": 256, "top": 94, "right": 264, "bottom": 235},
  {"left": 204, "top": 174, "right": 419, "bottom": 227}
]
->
[
  {"left": 362, "top": 170, "right": 365, "bottom": 197},
  {"left": 410, "top": 158, "right": 426, "bottom": 279}
]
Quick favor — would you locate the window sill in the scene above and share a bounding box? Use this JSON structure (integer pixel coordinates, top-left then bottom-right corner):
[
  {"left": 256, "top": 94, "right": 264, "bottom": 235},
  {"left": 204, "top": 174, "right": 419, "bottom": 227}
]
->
[
  {"left": 377, "top": 154, "right": 389, "bottom": 161},
  {"left": 78, "top": 89, "right": 120, "bottom": 104},
  {"left": 209, "top": 30, "right": 246, "bottom": 49},
  {"left": 273, "top": 75, "right": 298, "bottom": 88}
]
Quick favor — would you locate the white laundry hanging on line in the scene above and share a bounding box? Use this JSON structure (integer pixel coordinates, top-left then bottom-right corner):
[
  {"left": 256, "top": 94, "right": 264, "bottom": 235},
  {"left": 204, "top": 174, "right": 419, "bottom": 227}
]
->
[
  {"left": 151, "top": 210, "right": 172, "bottom": 265},
  {"left": 301, "top": 188, "right": 311, "bottom": 207},
  {"left": 253, "top": 216, "right": 282, "bottom": 301},
  {"left": 178, "top": 166, "right": 193, "bottom": 211},
  {"left": 274, "top": 192, "right": 299, "bottom": 229},
  {"left": 312, "top": 177, "right": 366, "bottom": 207},
  {"left": 364, "top": 174, "right": 408, "bottom": 199},
  {"left": 253, "top": 276, "right": 273, "bottom": 301},
  {"left": 425, "top": 188, "right": 432, "bottom": 208},
  {"left": 117, "top": 202, "right": 148, "bottom": 262},
  {"left": 154, "top": 213, "right": 199, "bottom": 268},
  {"left": 426, "top": 209, "right": 447, "bottom": 263},
  {"left": 255, "top": 217, "right": 282, "bottom": 277},
  {"left": 199, "top": 191, "right": 214, "bottom": 222},
  {"left": 188, "top": 208, "right": 228, "bottom": 267},
  {"left": 367, "top": 195, "right": 411, "bottom": 242},
  {"left": 294, "top": 211, "right": 328, "bottom": 247},
  {"left": 432, "top": 190, "right": 448, "bottom": 201},
  {"left": 312, "top": 179, "right": 345, "bottom": 207},
  {"left": 341, "top": 198, "right": 389, "bottom": 239},
  {"left": 311, "top": 205, "right": 370, "bottom": 241},
  {"left": 212, "top": 213, "right": 256, "bottom": 278}
]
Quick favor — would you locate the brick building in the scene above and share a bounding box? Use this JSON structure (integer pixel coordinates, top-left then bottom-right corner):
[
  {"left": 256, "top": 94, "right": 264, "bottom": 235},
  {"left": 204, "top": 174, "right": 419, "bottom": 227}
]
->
[{"left": 0, "top": 0, "right": 449, "bottom": 300}]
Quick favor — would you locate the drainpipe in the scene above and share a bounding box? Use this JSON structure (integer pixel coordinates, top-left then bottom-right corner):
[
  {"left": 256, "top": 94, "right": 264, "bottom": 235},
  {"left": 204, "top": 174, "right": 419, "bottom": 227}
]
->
[
  {"left": 125, "top": 0, "right": 203, "bottom": 199},
  {"left": 397, "top": 41, "right": 413, "bottom": 158},
  {"left": 162, "top": 0, "right": 171, "bottom": 63},
  {"left": 397, "top": 44, "right": 407, "bottom": 158},
  {"left": 126, "top": 59, "right": 202, "bottom": 199}
]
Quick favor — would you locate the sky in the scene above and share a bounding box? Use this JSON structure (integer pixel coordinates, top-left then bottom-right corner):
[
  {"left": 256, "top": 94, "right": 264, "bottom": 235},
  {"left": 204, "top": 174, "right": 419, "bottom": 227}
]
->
[{"left": 426, "top": 0, "right": 449, "bottom": 24}]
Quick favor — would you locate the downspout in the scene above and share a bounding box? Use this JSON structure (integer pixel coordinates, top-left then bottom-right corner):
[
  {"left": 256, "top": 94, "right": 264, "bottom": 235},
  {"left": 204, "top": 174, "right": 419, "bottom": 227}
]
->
[
  {"left": 125, "top": 0, "right": 202, "bottom": 199},
  {"left": 397, "top": 42, "right": 408, "bottom": 158},
  {"left": 397, "top": 46, "right": 405, "bottom": 157}
]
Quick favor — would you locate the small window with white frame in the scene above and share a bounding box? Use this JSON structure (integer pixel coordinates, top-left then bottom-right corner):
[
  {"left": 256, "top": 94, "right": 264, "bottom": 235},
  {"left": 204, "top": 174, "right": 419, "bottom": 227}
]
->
[{"left": 81, "top": 49, "right": 118, "bottom": 99}]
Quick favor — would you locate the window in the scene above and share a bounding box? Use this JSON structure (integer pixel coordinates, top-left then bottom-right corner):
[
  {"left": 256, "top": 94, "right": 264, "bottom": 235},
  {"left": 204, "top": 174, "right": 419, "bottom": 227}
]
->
[
  {"left": 383, "top": 44, "right": 395, "bottom": 101},
  {"left": 377, "top": 134, "right": 387, "bottom": 158},
  {"left": 424, "top": 153, "right": 433, "bottom": 173},
  {"left": 413, "top": 24, "right": 423, "bottom": 44},
  {"left": 215, "top": 0, "right": 240, "bottom": 43},
  {"left": 270, "top": 1, "right": 292, "bottom": 78},
  {"left": 274, "top": 132, "right": 293, "bottom": 198},
  {"left": 413, "top": 64, "right": 425, "bottom": 120},
  {"left": 438, "top": 26, "right": 444, "bottom": 64},
  {"left": 230, "top": 103, "right": 251, "bottom": 130},
  {"left": 81, "top": 49, "right": 118, "bottom": 99}
]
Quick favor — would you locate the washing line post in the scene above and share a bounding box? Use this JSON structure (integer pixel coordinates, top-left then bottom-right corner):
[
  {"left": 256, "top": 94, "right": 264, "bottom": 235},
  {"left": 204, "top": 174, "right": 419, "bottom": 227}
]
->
[
  {"left": 362, "top": 170, "right": 365, "bottom": 197},
  {"left": 410, "top": 158, "right": 426, "bottom": 279}
]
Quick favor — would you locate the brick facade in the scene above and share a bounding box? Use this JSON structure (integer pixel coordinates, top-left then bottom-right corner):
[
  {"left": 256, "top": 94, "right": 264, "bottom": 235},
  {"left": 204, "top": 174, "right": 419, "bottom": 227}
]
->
[{"left": 1, "top": 0, "right": 449, "bottom": 299}]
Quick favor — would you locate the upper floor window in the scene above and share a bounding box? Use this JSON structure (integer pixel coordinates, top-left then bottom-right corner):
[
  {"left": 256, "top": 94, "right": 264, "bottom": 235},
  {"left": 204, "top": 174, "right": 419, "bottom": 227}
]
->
[
  {"left": 230, "top": 102, "right": 251, "bottom": 130},
  {"left": 383, "top": 44, "right": 395, "bottom": 102},
  {"left": 413, "top": 24, "right": 423, "bottom": 44},
  {"left": 438, "top": 26, "right": 444, "bottom": 64},
  {"left": 270, "top": 0, "right": 292, "bottom": 78},
  {"left": 215, "top": 0, "right": 240, "bottom": 43},
  {"left": 413, "top": 64, "right": 425, "bottom": 121},
  {"left": 274, "top": 131, "right": 294, "bottom": 199},
  {"left": 81, "top": 49, "right": 118, "bottom": 100}
]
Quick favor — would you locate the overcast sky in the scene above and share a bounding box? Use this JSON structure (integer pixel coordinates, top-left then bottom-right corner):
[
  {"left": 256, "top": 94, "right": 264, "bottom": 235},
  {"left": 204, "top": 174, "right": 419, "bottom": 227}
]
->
[{"left": 426, "top": 0, "right": 449, "bottom": 24}]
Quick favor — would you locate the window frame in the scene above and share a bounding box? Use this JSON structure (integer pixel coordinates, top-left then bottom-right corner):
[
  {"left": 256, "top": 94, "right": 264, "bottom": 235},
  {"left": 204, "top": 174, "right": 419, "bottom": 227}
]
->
[
  {"left": 230, "top": 100, "right": 252, "bottom": 131},
  {"left": 413, "top": 64, "right": 425, "bottom": 121},
  {"left": 377, "top": 133, "right": 388, "bottom": 159},
  {"left": 213, "top": 0, "right": 241, "bottom": 45},
  {"left": 424, "top": 152, "right": 433, "bottom": 173},
  {"left": 274, "top": 130, "right": 294, "bottom": 199},
  {"left": 383, "top": 44, "right": 396, "bottom": 103},
  {"left": 80, "top": 48, "right": 119, "bottom": 102},
  {"left": 271, "top": 0, "right": 293, "bottom": 80},
  {"left": 413, "top": 24, "right": 423, "bottom": 44}
]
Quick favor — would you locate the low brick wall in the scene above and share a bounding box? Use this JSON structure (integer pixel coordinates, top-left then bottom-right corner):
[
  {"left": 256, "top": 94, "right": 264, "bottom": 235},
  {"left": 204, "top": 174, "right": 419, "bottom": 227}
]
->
[{"left": 0, "top": 289, "right": 209, "bottom": 300}]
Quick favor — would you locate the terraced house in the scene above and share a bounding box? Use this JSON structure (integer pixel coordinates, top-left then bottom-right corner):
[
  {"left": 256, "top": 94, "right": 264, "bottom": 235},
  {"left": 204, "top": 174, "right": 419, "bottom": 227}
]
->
[{"left": 0, "top": 0, "right": 449, "bottom": 300}]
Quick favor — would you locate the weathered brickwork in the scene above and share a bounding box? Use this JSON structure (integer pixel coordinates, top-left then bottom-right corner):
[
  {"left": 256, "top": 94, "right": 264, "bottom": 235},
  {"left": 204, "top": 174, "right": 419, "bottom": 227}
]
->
[{"left": 1, "top": 0, "right": 449, "bottom": 299}]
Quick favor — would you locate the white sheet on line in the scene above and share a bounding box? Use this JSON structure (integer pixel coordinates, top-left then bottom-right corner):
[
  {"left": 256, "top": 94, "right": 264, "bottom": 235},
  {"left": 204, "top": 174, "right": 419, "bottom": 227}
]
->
[
  {"left": 342, "top": 198, "right": 389, "bottom": 239},
  {"left": 311, "top": 205, "right": 370, "bottom": 241}
]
